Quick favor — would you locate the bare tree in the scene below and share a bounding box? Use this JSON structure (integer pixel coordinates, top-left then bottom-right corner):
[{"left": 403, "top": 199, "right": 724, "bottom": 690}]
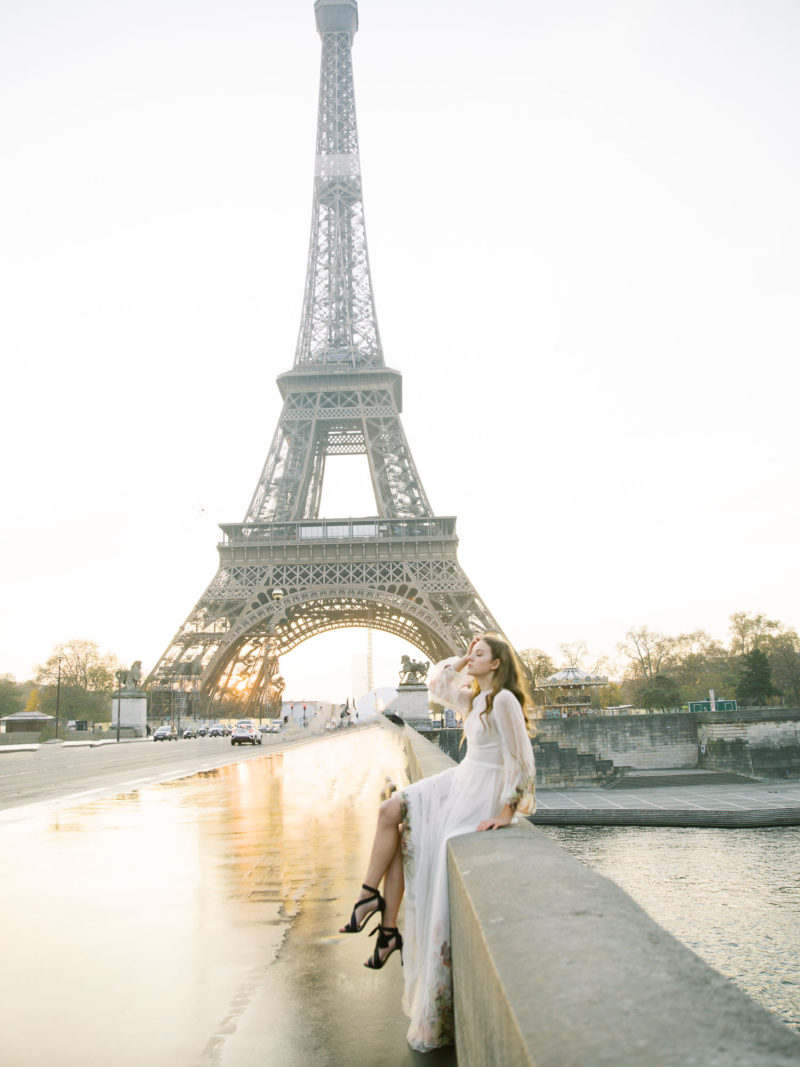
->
[
  {"left": 34, "top": 640, "right": 123, "bottom": 720},
  {"left": 557, "top": 641, "right": 587, "bottom": 669},
  {"left": 617, "top": 627, "right": 674, "bottom": 680},
  {"left": 728, "top": 612, "right": 781, "bottom": 657},
  {"left": 765, "top": 630, "right": 800, "bottom": 707},
  {"left": 518, "top": 649, "right": 555, "bottom": 691}
]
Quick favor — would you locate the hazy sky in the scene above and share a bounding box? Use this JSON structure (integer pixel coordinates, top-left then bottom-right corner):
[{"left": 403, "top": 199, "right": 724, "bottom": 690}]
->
[{"left": 2, "top": 0, "right": 799, "bottom": 700}]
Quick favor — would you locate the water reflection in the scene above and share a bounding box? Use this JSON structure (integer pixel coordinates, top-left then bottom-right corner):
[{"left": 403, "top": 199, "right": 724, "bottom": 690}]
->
[
  {"left": 540, "top": 825, "right": 800, "bottom": 1032},
  {"left": 0, "top": 727, "right": 413, "bottom": 1067}
]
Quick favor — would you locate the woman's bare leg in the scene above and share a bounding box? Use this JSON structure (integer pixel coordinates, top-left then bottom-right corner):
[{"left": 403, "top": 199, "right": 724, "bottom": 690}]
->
[
  {"left": 340, "top": 795, "right": 403, "bottom": 933},
  {"left": 364, "top": 794, "right": 403, "bottom": 889},
  {"left": 381, "top": 844, "right": 404, "bottom": 927}
]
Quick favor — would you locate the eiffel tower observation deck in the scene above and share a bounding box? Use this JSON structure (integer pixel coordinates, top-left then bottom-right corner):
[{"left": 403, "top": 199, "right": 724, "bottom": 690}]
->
[{"left": 147, "top": 0, "right": 503, "bottom": 714}]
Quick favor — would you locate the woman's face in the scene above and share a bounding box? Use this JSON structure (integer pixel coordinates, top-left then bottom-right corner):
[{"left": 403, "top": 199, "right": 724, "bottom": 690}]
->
[{"left": 466, "top": 639, "right": 500, "bottom": 679}]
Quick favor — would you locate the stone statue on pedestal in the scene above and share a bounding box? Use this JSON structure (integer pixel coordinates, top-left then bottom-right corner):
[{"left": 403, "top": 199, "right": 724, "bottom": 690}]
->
[
  {"left": 112, "top": 661, "right": 148, "bottom": 736},
  {"left": 389, "top": 654, "right": 431, "bottom": 728},
  {"left": 116, "top": 661, "right": 144, "bottom": 693},
  {"left": 399, "top": 655, "right": 430, "bottom": 687}
]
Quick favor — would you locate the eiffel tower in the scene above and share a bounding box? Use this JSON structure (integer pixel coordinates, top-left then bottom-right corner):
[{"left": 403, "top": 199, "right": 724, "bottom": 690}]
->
[{"left": 147, "top": 0, "right": 503, "bottom": 714}]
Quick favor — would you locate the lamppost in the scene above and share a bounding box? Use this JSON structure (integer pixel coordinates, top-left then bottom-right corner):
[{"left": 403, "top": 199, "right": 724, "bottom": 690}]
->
[
  {"left": 54, "top": 656, "right": 62, "bottom": 739},
  {"left": 115, "top": 670, "right": 124, "bottom": 743}
]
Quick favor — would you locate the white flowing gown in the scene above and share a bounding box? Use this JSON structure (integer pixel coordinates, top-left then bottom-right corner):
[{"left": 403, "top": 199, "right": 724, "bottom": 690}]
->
[{"left": 399, "top": 658, "right": 536, "bottom": 1051}]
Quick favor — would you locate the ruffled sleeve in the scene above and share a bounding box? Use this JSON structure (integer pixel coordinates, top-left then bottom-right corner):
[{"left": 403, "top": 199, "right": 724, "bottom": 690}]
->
[
  {"left": 491, "top": 689, "right": 536, "bottom": 815},
  {"left": 427, "top": 657, "right": 472, "bottom": 717}
]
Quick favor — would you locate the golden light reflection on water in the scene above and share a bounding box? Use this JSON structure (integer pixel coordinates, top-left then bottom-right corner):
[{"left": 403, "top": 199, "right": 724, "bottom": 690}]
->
[{"left": 0, "top": 726, "right": 409, "bottom": 1067}]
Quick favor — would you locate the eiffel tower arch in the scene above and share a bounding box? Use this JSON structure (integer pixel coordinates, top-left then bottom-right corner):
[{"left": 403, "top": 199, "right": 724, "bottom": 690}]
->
[{"left": 147, "top": 0, "right": 503, "bottom": 715}]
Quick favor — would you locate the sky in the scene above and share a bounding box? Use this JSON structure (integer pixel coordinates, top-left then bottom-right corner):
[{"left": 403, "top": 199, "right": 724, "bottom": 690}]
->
[{"left": 2, "top": 0, "right": 799, "bottom": 700}]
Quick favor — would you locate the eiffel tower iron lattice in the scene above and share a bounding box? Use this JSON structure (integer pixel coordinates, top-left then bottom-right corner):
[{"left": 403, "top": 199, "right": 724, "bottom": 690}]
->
[{"left": 147, "top": 0, "right": 504, "bottom": 715}]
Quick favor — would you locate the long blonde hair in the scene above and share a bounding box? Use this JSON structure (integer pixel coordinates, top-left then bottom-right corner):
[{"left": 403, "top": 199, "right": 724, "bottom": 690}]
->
[{"left": 467, "top": 633, "right": 535, "bottom": 736}]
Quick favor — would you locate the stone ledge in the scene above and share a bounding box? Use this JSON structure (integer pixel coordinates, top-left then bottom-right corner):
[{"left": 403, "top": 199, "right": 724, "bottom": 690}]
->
[
  {"left": 448, "top": 825, "right": 800, "bottom": 1066},
  {"left": 403, "top": 723, "right": 455, "bottom": 782},
  {"left": 402, "top": 725, "right": 800, "bottom": 1066}
]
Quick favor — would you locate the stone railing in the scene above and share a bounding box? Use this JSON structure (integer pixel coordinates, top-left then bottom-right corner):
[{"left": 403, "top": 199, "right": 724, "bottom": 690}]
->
[{"left": 403, "top": 726, "right": 800, "bottom": 1066}]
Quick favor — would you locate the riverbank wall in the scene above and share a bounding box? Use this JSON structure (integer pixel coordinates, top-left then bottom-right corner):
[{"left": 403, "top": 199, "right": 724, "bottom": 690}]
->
[
  {"left": 403, "top": 726, "right": 800, "bottom": 1066},
  {"left": 431, "top": 708, "right": 800, "bottom": 784},
  {"left": 698, "top": 710, "right": 800, "bottom": 778}
]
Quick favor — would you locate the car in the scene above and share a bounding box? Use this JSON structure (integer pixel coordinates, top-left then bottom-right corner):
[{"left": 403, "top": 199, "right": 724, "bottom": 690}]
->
[
  {"left": 208, "top": 723, "right": 225, "bottom": 737},
  {"left": 153, "top": 725, "right": 177, "bottom": 742},
  {"left": 182, "top": 726, "right": 196, "bottom": 739},
  {"left": 231, "top": 722, "right": 262, "bottom": 746},
  {"left": 197, "top": 725, "right": 208, "bottom": 737},
  {"left": 260, "top": 719, "right": 283, "bottom": 735}
]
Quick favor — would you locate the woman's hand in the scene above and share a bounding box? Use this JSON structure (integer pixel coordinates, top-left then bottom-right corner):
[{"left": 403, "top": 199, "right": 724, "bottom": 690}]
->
[
  {"left": 477, "top": 802, "right": 515, "bottom": 831},
  {"left": 453, "top": 636, "right": 481, "bottom": 673},
  {"left": 477, "top": 812, "right": 512, "bottom": 832}
]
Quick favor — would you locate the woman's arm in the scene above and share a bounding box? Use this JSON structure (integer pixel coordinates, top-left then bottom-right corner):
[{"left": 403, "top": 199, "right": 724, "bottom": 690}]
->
[
  {"left": 479, "top": 690, "right": 536, "bottom": 828},
  {"left": 427, "top": 647, "right": 475, "bottom": 716}
]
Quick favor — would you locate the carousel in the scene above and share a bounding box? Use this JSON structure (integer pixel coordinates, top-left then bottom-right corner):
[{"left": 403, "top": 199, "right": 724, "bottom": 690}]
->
[{"left": 537, "top": 667, "right": 608, "bottom": 718}]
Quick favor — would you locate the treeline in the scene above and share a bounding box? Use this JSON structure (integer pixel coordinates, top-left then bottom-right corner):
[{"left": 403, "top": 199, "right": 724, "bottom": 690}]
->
[
  {"left": 0, "top": 639, "right": 122, "bottom": 722},
  {"left": 3, "top": 613, "right": 798, "bottom": 722},
  {"left": 520, "top": 612, "right": 800, "bottom": 712}
]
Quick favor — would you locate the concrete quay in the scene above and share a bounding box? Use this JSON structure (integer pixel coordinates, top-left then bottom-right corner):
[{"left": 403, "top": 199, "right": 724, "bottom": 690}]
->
[
  {"left": 532, "top": 775, "right": 800, "bottom": 827},
  {"left": 404, "top": 727, "right": 800, "bottom": 1067}
]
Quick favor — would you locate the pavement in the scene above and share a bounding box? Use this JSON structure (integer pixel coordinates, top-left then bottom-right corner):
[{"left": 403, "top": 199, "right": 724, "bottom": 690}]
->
[
  {"left": 532, "top": 776, "right": 800, "bottom": 826},
  {"left": 0, "top": 721, "right": 456, "bottom": 1067}
]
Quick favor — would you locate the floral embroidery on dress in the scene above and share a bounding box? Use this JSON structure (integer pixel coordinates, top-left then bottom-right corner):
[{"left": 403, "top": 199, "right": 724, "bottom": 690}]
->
[
  {"left": 505, "top": 752, "right": 536, "bottom": 814},
  {"left": 431, "top": 937, "right": 454, "bottom": 1045},
  {"left": 399, "top": 794, "right": 415, "bottom": 876},
  {"left": 409, "top": 925, "right": 454, "bottom": 1051}
]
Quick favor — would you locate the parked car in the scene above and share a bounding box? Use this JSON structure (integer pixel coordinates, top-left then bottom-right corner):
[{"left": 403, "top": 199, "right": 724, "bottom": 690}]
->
[
  {"left": 231, "top": 722, "right": 262, "bottom": 746},
  {"left": 182, "top": 726, "right": 196, "bottom": 739},
  {"left": 153, "top": 725, "right": 177, "bottom": 742}
]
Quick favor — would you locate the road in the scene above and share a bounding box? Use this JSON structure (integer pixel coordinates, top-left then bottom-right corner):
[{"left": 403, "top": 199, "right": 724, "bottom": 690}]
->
[{"left": 0, "top": 732, "right": 307, "bottom": 816}]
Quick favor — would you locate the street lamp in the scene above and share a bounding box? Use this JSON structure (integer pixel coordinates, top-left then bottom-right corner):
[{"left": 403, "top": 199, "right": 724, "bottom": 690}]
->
[
  {"left": 54, "top": 657, "right": 62, "bottom": 739},
  {"left": 115, "top": 670, "right": 125, "bottom": 743}
]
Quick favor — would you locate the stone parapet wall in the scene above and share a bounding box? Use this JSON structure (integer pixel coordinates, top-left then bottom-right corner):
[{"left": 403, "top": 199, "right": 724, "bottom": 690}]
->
[
  {"left": 447, "top": 824, "right": 800, "bottom": 1066},
  {"left": 697, "top": 707, "right": 799, "bottom": 724},
  {"left": 403, "top": 726, "right": 800, "bottom": 1066},
  {"left": 403, "top": 724, "right": 455, "bottom": 782}
]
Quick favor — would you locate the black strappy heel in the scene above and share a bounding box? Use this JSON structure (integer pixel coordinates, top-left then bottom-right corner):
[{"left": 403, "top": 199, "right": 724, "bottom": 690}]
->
[
  {"left": 340, "top": 883, "right": 385, "bottom": 933},
  {"left": 364, "top": 923, "right": 403, "bottom": 969}
]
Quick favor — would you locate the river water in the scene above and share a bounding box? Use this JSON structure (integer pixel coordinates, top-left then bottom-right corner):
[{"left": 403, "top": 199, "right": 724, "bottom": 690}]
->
[{"left": 538, "top": 824, "right": 800, "bottom": 1033}]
